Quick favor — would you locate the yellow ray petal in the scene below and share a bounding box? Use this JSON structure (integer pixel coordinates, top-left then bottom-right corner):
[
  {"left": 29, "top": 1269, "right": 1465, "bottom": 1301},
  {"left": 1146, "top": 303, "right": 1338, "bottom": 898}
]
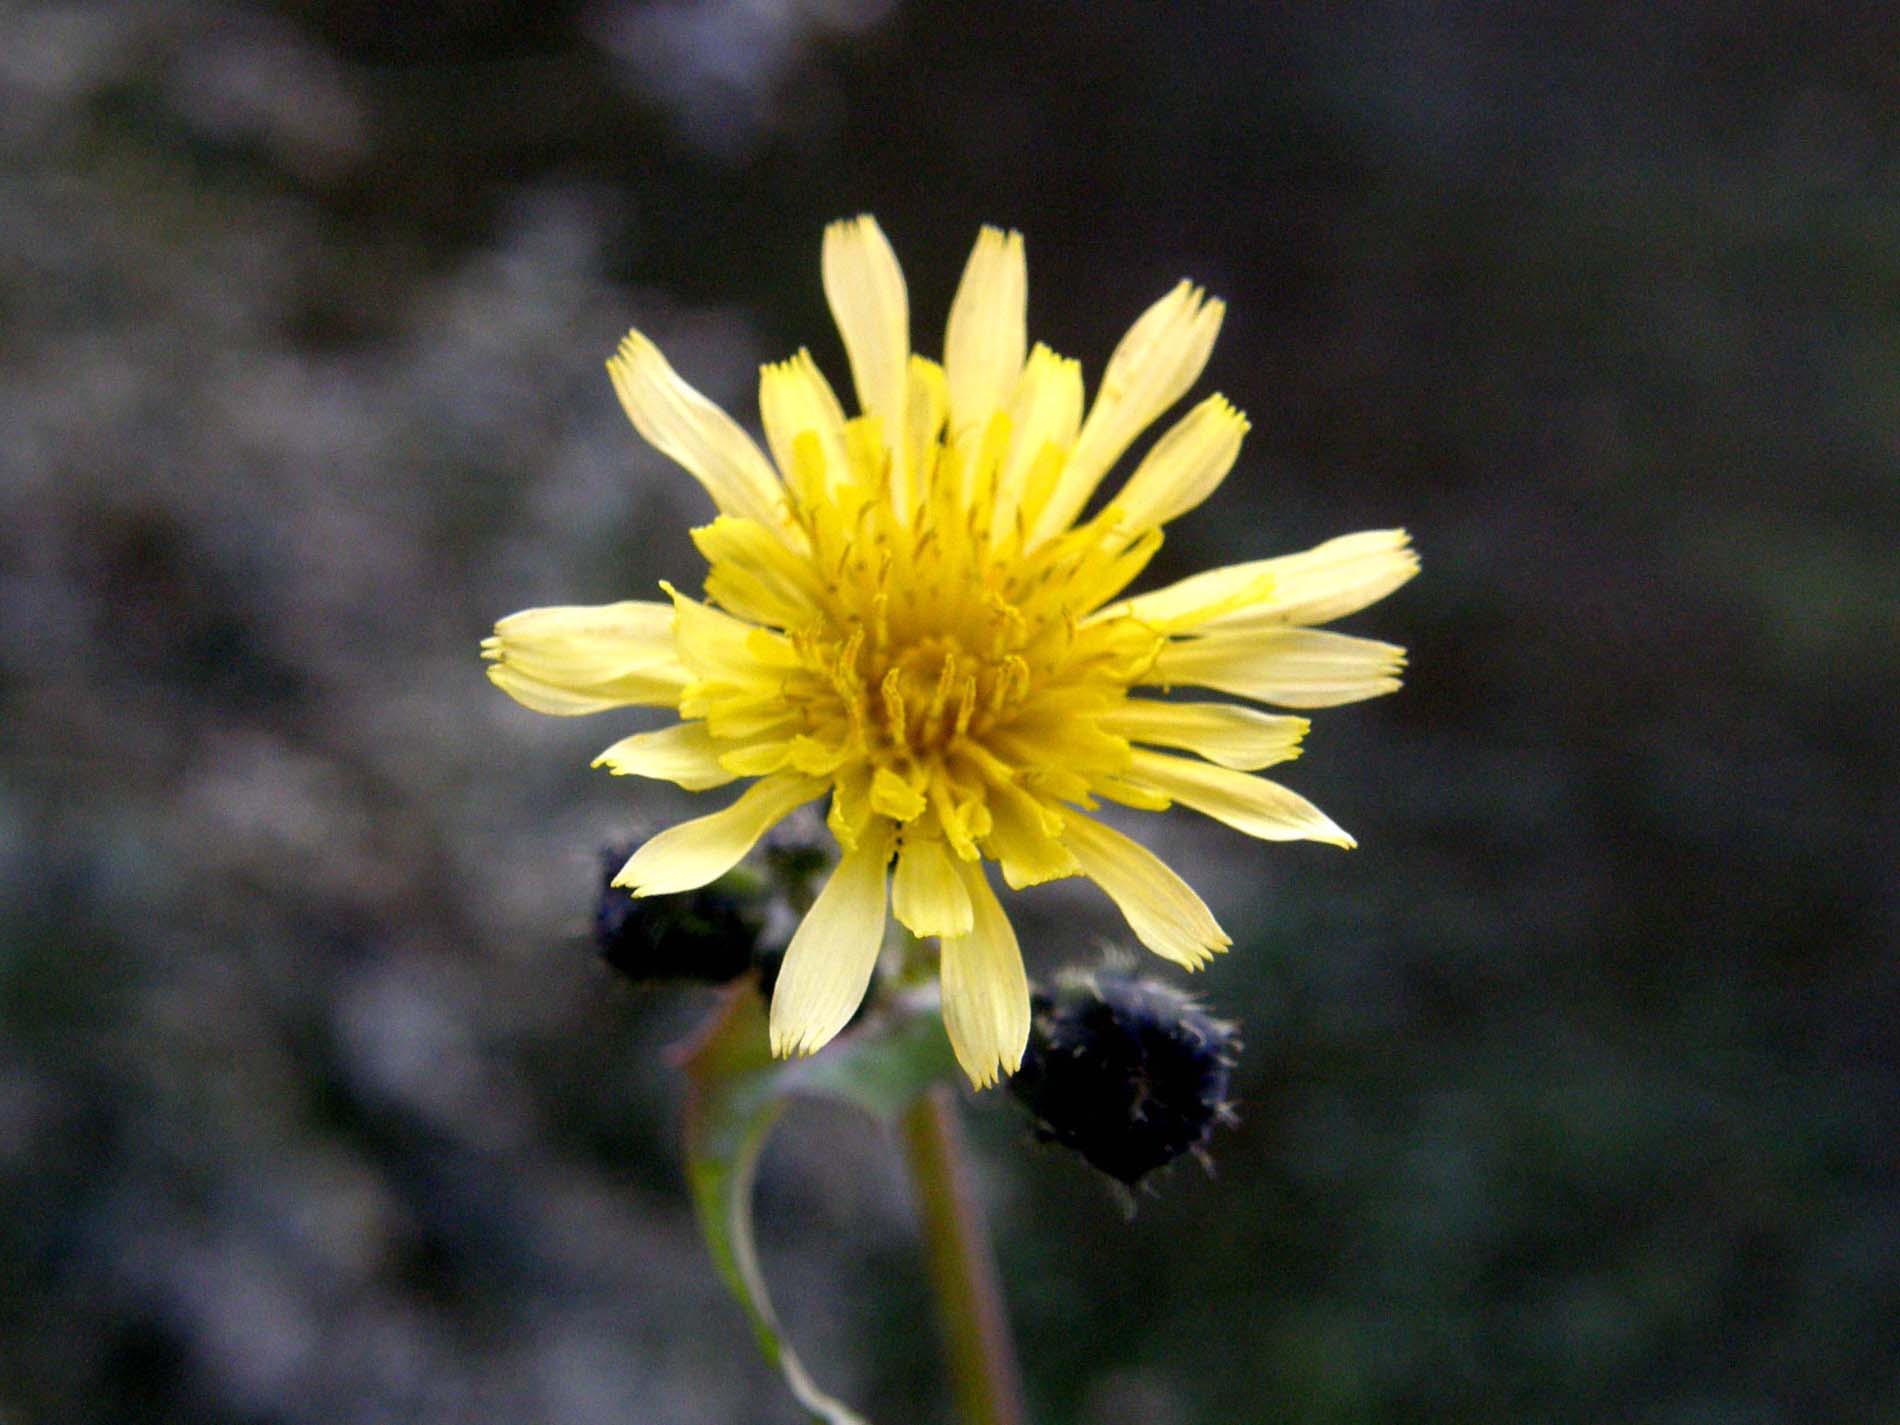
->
[
  {"left": 993, "top": 344, "right": 1083, "bottom": 531},
  {"left": 1211, "top": 529, "right": 1420, "bottom": 630},
  {"left": 1030, "top": 281, "right": 1225, "bottom": 543},
  {"left": 614, "top": 771, "right": 825, "bottom": 897},
  {"left": 484, "top": 601, "right": 674, "bottom": 678},
  {"left": 1088, "top": 565, "right": 1273, "bottom": 633},
  {"left": 1114, "top": 529, "right": 1418, "bottom": 631},
  {"left": 1150, "top": 627, "right": 1407, "bottom": 708},
  {"left": 717, "top": 740, "right": 794, "bottom": 776},
  {"left": 665, "top": 583, "right": 800, "bottom": 685},
  {"left": 870, "top": 766, "right": 928, "bottom": 822},
  {"left": 758, "top": 349, "right": 852, "bottom": 494},
  {"left": 692, "top": 516, "right": 826, "bottom": 628},
  {"left": 1098, "top": 700, "right": 1308, "bottom": 770},
  {"left": 892, "top": 835, "right": 975, "bottom": 938},
  {"left": 483, "top": 601, "right": 688, "bottom": 715},
  {"left": 1123, "top": 749, "right": 1355, "bottom": 847},
  {"left": 826, "top": 763, "right": 876, "bottom": 850},
  {"left": 1061, "top": 815, "right": 1230, "bottom": 969},
  {"left": 977, "top": 776, "right": 1078, "bottom": 889},
  {"left": 938, "top": 860, "right": 1030, "bottom": 1088},
  {"left": 769, "top": 821, "right": 895, "bottom": 1058},
  {"left": 484, "top": 663, "right": 674, "bottom": 717},
  {"left": 684, "top": 690, "right": 799, "bottom": 742},
  {"left": 944, "top": 226, "right": 1027, "bottom": 435},
  {"left": 592, "top": 721, "right": 739, "bottom": 791},
  {"left": 787, "top": 732, "right": 854, "bottom": 776},
  {"left": 822, "top": 215, "right": 910, "bottom": 492},
  {"left": 1102, "top": 393, "right": 1248, "bottom": 537},
  {"left": 606, "top": 331, "right": 794, "bottom": 537},
  {"left": 906, "top": 355, "right": 949, "bottom": 503}
]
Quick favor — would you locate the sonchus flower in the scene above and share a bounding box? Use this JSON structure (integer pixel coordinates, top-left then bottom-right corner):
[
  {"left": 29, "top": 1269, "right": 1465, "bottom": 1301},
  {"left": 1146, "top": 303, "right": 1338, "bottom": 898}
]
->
[{"left": 485, "top": 217, "right": 1416, "bottom": 1088}]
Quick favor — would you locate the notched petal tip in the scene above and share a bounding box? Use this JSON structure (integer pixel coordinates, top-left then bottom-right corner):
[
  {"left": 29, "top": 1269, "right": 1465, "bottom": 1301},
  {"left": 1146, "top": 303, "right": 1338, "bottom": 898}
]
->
[
  {"left": 1198, "top": 392, "right": 1249, "bottom": 436},
  {"left": 825, "top": 212, "right": 883, "bottom": 242},
  {"left": 768, "top": 1028, "right": 816, "bottom": 1060},
  {"left": 964, "top": 1059, "right": 1016, "bottom": 1093},
  {"left": 606, "top": 326, "right": 651, "bottom": 367},
  {"left": 608, "top": 853, "right": 645, "bottom": 894}
]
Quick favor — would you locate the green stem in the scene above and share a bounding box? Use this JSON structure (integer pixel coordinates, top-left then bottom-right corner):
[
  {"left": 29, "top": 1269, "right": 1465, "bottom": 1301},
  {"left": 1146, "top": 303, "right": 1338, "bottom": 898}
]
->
[{"left": 897, "top": 1084, "right": 1028, "bottom": 1425}]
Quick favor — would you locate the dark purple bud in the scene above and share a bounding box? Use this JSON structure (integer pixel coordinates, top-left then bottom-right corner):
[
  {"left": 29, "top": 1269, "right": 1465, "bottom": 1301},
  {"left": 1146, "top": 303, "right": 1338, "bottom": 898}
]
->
[{"left": 1009, "top": 967, "right": 1240, "bottom": 1186}]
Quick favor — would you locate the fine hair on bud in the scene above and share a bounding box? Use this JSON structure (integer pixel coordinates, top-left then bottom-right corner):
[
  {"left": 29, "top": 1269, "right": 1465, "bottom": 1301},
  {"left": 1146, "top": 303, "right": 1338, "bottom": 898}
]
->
[
  {"left": 593, "top": 843, "right": 768, "bottom": 985},
  {"left": 1008, "top": 961, "right": 1241, "bottom": 1187}
]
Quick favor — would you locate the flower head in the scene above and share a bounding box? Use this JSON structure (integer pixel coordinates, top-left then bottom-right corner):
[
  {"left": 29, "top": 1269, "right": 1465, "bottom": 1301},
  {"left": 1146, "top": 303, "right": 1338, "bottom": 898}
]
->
[{"left": 486, "top": 217, "right": 1416, "bottom": 1087}]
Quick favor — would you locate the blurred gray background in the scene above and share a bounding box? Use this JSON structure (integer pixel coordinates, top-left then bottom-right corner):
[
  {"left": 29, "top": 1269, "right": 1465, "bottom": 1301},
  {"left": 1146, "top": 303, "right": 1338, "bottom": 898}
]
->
[{"left": 2, "top": 1, "right": 1896, "bottom": 1422}]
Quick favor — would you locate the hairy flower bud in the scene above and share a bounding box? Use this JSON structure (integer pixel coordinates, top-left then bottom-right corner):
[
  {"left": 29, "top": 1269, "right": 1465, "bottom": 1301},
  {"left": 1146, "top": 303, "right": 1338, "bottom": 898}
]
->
[
  {"left": 1009, "top": 967, "right": 1239, "bottom": 1185},
  {"left": 593, "top": 845, "right": 766, "bottom": 984}
]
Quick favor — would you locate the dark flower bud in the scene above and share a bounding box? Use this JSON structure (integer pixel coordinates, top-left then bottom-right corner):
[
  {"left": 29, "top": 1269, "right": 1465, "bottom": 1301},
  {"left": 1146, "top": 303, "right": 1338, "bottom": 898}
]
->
[
  {"left": 761, "top": 816, "right": 834, "bottom": 910},
  {"left": 1008, "top": 967, "right": 1239, "bottom": 1186},
  {"left": 593, "top": 845, "right": 767, "bottom": 985}
]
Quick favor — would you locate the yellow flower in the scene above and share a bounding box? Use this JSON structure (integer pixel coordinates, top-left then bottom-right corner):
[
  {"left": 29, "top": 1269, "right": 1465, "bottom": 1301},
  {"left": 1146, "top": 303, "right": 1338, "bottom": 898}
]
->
[{"left": 486, "top": 217, "right": 1416, "bottom": 1088}]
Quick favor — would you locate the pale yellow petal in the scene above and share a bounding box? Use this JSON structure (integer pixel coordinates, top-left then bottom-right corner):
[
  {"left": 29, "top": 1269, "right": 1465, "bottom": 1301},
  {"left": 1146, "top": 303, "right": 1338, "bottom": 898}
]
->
[
  {"left": 822, "top": 215, "right": 909, "bottom": 463},
  {"left": 1215, "top": 529, "right": 1420, "bottom": 629},
  {"left": 1092, "top": 561, "right": 1274, "bottom": 632},
  {"left": 485, "top": 601, "right": 674, "bottom": 680},
  {"left": 614, "top": 772, "right": 825, "bottom": 897},
  {"left": 484, "top": 663, "right": 674, "bottom": 717},
  {"left": 938, "top": 860, "right": 1030, "bottom": 1089},
  {"left": 826, "top": 763, "right": 876, "bottom": 850},
  {"left": 592, "top": 721, "right": 738, "bottom": 791},
  {"left": 891, "top": 836, "right": 974, "bottom": 938},
  {"left": 978, "top": 778, "right": 1078, "bottom": 889},
  {"left": 682, "top": 689, "right": 798, "bottom": 742},
  {"left": 769, "top": 821, "right": 895, "bottom": 1058},
  {"left": 665, "top": 584, "right": 799, "bottom": 685},
  {"left": 692, "top": 516, "right": 825, "bottom": 628},
  {"left": 906, "top": 355, "right": 949, "bottom": 501},
  {"left": 786, "top": 732, "right": 854, "bottom": 776},
  {"left": 483, "top": 601, "right": 688, "bottom": 715},
  {"left": 606, "top": 330, "right": 792, "bottom": 534},
  {"left": 758, "top": 349, "right": 851, "bottom": 492},
  {"left": 993, "top": 344, "right": 1083, "bottom": 530},
  {"left": 944, "top": 226, "right": 1027, "bottom": 434},
  {"left": 1099, "top": 700, "right": 1308, "bottom": 770},
  {"left": 1150, "top": 628, "right": 1407, "bottom": 708},
  {"left": 930, "top": 779, "right": 985, "bottom": 862},
  {"left": 869, "top": 766, "right": 928, "bottom": 822},
  {"left": 1030, "top": 281, "right": 1225, "bottom": 542},
  {"left": 717, "top": 740, "right": 793, "bottom": 776},
  {"left": 1061, "top": 814, "right": 1230, "bottom": 969},
  {"left": 1091, "top": 776, "right": 1171, "bottom": 812},
  {"left": 1102, "top": 394, "right": 1248, "bottom": 536},
  {"left": 1123, "top": 749, "right": 1354, "bottom": 847},
  {"left": 1117, "top": 529, "right": 1418, "bottom": 632}
]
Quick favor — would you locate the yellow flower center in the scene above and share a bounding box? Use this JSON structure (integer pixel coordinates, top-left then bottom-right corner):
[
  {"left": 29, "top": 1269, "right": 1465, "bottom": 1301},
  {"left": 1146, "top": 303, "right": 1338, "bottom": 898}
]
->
[
  {"left": 808, "top": 521, "right": 1040, "bottom": 767},
  {"left": 873, "top": 636, "right": 1005, "bottom": 757},
  {"left": 757, "top": 413, "right": 1163, "bottom": 856}
]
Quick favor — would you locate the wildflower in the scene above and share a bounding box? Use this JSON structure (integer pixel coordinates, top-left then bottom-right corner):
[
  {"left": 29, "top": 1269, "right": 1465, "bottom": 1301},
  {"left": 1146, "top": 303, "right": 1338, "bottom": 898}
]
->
[
  {"left": 486, "top": 217, "right": 1415, "bottom": 1087},
  {"left": 1009, "top": 967, "right": 1239, "bottom": 1185}
]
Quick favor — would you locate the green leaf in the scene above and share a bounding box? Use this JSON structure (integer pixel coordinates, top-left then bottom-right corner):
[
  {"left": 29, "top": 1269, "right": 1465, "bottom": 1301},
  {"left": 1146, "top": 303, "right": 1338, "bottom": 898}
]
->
[{"left": 677, "top": 982, "right": 957, "bottom": 1424}]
